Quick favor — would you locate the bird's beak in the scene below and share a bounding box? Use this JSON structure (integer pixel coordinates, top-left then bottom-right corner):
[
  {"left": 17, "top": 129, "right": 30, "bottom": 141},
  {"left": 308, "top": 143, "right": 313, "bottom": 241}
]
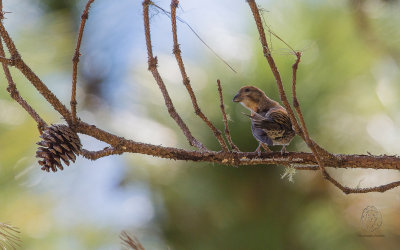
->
[{"left": 233, "top": 94, "right": 242, "bottom": 102}]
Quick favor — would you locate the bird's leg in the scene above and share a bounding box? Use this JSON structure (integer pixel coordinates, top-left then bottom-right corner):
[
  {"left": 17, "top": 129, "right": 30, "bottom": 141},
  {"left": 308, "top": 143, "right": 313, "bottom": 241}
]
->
[
  {"left": 280, "top": 145, "right": 287, "bottom": 155},
  {"left": 261, "top": 143, "right": 272, "bottom": 153},
  {"left": 255, "top": 143, "right": 262, "bottom": 156}
]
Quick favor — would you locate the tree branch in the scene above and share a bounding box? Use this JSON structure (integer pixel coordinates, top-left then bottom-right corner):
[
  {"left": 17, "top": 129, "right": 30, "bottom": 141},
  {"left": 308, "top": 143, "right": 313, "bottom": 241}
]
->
[
  {"left": 217, "top": 79, "right": 239, "bottom": 151},
  {"left": 71, "top": 0, "right": 95, "bottom": 125},
  {"left": 0, "top": 39, "right": 47, "bottom": 133},
  {"left": 74, "top": 119, "right": 400, "bottom": 171},
  {"left": 0, "top": 22, "right": 72, "bottom": 123}
]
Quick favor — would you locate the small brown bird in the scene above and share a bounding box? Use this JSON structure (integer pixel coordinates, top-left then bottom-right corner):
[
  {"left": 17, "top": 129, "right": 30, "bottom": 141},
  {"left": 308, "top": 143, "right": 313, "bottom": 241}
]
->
[{"left": 233, "top": 86, "right": 295, "bottom": 154}]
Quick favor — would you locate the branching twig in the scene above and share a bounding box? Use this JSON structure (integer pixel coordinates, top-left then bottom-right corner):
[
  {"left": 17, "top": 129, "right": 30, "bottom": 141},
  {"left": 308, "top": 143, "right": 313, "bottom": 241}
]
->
[
  {"left": 290, "top": 52, "right": 332, "bottom": 189},
  {"left": 0, "top": 39, "right": 47, "bottom": 133},
  {"left": 71, "top": 0, "right": 95, "bottom": 125},
  {"left": 290, "top": 52, "right": 343, "bottom": 191},
  {"left": 0, "top": 23, "right": 72, "bottom": 123},
  {"left": 81, "top": 147, "right": 124, "bottom": 160},
  {"left": 290, "top": 53, "right": 330, "bottom": 157},
  {"left": 170, "top": 0, "right": 228, "bottom": 151},
  {"left": 142, "top": 0, "right": 206, "bottom": 150},
  {"left": 290, "top": 53, "right": 326, "bottom": 164},
  {"left": 217, "top": 79, "right": 239, "bottom": 151},
  {"left": 0, "top": 55, "right": 12, "bottom": 64},
  {"left": 323, "top": 174, "right": 400, "bottom": 194},
  {"left": 0, "top": 0, "right": 46, "bottom": 133}
]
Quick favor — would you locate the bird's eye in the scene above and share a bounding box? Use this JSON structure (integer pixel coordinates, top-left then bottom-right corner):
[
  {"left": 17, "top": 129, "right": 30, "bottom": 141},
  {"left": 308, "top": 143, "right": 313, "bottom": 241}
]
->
[{"left": 244, "top": 88, "right": 250, "bottom": 92}]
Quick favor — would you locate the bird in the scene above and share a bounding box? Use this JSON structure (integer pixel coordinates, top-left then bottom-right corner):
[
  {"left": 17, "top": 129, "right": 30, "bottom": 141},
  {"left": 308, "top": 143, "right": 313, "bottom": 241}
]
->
[{"left": 232, "top": 86, "right": 295, "bottom": 154}]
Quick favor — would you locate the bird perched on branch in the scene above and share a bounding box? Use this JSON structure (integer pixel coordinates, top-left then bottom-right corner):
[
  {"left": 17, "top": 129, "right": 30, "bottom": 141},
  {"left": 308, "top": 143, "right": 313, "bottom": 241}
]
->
[{"left": 233, "top": 86, "right": 295, "bottom": 154}]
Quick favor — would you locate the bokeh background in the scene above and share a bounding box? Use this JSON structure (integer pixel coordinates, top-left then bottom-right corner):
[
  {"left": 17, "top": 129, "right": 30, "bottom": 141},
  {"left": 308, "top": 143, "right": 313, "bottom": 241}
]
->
[{"left": 0, "top": 0, "right": 400, "bottom": 249}]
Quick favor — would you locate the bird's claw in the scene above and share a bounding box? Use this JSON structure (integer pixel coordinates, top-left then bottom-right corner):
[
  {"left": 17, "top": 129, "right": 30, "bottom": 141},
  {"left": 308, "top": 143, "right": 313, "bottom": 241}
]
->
[
  {"left": 261, "top": 143, "right": 272, "bottom": 153},
  {"left": 280, "top": 146, "right": 287, "bottom": 155},
  {"left": 255, "top": 143, "right": 262, "bottom": 156}
]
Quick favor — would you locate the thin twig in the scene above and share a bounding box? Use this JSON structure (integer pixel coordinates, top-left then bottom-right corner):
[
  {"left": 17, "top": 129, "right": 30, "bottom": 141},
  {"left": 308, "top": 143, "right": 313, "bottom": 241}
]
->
[
  {"left": 290, "top": 53, "right": 327, "bottom": 159},
  {"left": 290, "top": 52, "right": 337, "bottom": 191},
  {"left": 142, "top": 0, "right": 206, "bottom": 150},
  {"left": 0, "top": 23, "right": 72, "bottom": 123},
  {"left": 259, "top": 8, "right": 297, "bottom": 55},
  {"left": 323, "top": 174, "right": 400, "bottom": 194},
  {"left": 0, "top": 55, "right": 12, "bottom": 64},
  {"left": 289, "top": 51, "right": 331, "bottom": 157},
  {"left": 0, "top": 1, "right": 47, "bottom": 133},
  {"left": 0, "top": 39, "right": 47, "bottom": 133},
  {"left": 170, "top": 0, "right": 228, "bottom": 151},
  {"left": 81, "top": 147, "right": 124, "bottom": 160},
  {"left": 291, "top": 53, "right": 317, "bottom": 150},
  {"left": 216, "top": 79, "right": 239, "bottom": 151},
  {"left": 71, "top": 0, "right": 95, "bottom": 125}
]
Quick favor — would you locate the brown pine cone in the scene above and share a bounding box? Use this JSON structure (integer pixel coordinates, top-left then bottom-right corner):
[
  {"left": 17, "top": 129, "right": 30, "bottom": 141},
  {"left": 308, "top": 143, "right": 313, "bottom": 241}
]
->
[{"left": 36, "top": 124, "right": 82, "bottom": 172}]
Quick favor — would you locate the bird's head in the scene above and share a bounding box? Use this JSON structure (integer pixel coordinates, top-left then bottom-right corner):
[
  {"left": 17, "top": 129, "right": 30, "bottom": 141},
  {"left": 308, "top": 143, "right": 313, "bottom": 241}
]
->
[{"left": 233, "top": 86, "right": 266, "bottom": 112}]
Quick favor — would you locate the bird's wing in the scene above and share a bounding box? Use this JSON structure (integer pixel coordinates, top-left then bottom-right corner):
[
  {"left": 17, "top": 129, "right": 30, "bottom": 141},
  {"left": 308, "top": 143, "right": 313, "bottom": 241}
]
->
[
  {"left": 241, "top": 112, "right": 274, "bottom": 145},
  {"left": 251, "top": 123, "right": 273, "bottom": 146},
  {"left": 252, "top": 108, "right": 292, "bottom": 131}
]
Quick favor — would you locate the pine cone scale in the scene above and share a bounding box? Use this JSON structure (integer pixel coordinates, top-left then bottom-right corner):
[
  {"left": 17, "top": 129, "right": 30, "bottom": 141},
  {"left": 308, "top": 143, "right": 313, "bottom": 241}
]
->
[
  {"left": 49, "top": 148, "right": 57, "bottom": 155},
  {"left": 66, "top": 152, "right": 76, "bottom": 162},
  {"left": 60, "top": 144, "right": 70, "bottom": 151},
  {"left": 53, "top": 145, "right": 63, "bottom": 153}
]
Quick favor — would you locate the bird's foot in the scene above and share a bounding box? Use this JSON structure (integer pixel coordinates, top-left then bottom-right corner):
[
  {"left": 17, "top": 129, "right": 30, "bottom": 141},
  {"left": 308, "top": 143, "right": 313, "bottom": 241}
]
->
[
  {"left": 280, "top": 146, "right": 287, "bottom": 155},
  {"left": 255, "top": 143, "right": 262, "bottom": 156},
  {"left": 261, "top": 143, "right": 272, "bottom": 153}
]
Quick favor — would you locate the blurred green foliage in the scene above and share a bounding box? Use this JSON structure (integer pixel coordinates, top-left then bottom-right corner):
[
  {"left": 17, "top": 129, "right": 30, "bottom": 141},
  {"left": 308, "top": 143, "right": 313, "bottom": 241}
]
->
[{"left": 38, "top": 0, "right": 79, "bottom": 15}]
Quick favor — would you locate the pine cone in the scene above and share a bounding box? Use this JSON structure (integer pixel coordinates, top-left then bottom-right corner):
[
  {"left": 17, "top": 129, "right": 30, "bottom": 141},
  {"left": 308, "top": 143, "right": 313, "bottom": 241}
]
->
[{"left": 36, "top": 124, "right": 82, "bottom": 172}]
